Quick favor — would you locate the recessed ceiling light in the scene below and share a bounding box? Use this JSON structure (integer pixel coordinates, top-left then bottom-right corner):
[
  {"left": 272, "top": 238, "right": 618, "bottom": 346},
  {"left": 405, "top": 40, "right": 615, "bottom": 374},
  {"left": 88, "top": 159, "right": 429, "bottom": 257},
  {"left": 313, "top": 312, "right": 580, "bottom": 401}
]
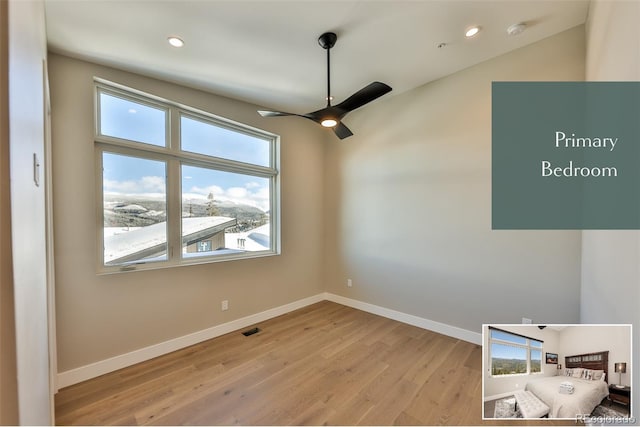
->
[
  {"left": 167, "top": 36, "right": 184, "bottom": 48},
  {"left": 465, "top": 26, "right": 481, "bottom": 38},
  {"left": 507, "top": 23, "right": 527, "bottom": 36}
]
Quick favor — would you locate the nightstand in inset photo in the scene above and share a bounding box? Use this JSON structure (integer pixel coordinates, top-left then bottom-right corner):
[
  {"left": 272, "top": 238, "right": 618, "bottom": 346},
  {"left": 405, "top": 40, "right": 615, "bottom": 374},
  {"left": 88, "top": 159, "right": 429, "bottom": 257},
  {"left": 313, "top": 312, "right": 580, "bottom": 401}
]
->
[{"left": 608, "top": 384, "right": 631, "bottom": 415}]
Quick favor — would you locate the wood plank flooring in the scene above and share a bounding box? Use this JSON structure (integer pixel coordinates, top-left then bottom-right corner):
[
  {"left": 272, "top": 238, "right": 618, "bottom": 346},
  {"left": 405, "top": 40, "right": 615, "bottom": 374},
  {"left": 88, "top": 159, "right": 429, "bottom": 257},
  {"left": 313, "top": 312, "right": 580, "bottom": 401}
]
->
[{"left": 55, "top": 301, "right": 575, "bottom": 425}]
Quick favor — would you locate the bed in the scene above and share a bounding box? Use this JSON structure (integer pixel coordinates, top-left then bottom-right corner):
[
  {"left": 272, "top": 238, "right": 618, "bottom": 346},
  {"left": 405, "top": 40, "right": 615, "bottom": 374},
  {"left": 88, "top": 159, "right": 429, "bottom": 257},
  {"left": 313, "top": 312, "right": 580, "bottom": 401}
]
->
[{"left": 524, "top": 351, "right": 610, "bottom": 418}]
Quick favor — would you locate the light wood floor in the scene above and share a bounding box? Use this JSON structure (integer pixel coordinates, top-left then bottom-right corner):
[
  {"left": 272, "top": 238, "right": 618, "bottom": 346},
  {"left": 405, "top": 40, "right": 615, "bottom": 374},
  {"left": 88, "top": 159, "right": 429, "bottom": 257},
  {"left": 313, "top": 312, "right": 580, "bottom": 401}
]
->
[{"left": 55, "top": 301, "right": 574, "bottom": 425}]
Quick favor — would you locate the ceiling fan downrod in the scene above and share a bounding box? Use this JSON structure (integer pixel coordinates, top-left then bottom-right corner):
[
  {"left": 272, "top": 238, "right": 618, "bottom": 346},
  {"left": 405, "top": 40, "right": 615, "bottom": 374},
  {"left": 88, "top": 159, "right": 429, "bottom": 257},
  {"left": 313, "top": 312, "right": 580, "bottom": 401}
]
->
[{"left": 318, "top": 32, "right": 337, "bottom": 107}]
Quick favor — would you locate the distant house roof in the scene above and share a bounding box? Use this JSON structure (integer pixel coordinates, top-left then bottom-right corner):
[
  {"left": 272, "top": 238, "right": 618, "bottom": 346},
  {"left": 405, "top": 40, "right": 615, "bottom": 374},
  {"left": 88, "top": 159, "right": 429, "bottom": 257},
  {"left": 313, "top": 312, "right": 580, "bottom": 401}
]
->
[
  {"left": 224, "top": 223, "right": 270, "bottom": 251},
  {"left": 105, "top": 216, "right": 237, "bottom": 265}
]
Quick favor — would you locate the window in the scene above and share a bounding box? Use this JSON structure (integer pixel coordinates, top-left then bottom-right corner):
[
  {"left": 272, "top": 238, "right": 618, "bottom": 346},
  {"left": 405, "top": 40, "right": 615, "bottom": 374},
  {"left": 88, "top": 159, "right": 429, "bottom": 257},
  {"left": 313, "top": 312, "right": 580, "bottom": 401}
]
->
[
  {"left": 96, "top": 81, "right": 279, "bottom": 272},
  {"left": 196, "top": 241, "right": 212, "bottom": 252},
  {"left": 489, "top": 327, "right": 544, "bottom": 376}
]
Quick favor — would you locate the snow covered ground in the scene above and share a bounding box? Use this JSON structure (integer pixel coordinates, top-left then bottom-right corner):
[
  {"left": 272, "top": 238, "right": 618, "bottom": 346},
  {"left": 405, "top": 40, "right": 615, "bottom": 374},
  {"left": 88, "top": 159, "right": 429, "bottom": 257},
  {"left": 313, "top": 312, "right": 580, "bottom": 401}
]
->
[{"left": 103, "top": 220, "right": 270, "bottom": 264}]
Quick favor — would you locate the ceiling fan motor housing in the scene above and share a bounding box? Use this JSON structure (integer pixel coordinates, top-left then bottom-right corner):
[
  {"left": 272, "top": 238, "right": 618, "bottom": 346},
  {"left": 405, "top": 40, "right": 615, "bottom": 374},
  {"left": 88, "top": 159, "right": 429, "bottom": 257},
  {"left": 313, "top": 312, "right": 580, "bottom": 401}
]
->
[{"left": 318, "top": 32, "right": 337, "bottom": 50}]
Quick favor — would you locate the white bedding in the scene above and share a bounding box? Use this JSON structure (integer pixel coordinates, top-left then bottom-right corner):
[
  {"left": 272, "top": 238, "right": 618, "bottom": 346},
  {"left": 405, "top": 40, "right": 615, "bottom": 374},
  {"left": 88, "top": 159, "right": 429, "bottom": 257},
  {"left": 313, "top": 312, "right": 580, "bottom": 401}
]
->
[{"left": 525, "top": 376, "right": 609, "bottom": 418}]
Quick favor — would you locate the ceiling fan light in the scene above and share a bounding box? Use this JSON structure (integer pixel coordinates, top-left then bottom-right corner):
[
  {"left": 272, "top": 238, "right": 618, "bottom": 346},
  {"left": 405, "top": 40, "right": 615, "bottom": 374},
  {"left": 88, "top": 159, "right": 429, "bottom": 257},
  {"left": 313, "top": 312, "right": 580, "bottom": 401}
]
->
[{"left": 321, "top": 118, "right": 338, "bottom": 128}]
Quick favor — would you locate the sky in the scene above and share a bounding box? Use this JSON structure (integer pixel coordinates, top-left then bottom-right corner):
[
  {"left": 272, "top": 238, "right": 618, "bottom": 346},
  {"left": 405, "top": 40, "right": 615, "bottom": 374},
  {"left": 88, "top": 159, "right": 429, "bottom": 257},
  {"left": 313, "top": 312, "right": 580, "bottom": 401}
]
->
[
  {"left": 491, "top": 343, "right": 542, "bottom": 362},
  {"left": 100, "top": 92, "right": 272, "bottom": 212},
  {"left": 490, "top": 329, "right": 542, "bottom": 360}
]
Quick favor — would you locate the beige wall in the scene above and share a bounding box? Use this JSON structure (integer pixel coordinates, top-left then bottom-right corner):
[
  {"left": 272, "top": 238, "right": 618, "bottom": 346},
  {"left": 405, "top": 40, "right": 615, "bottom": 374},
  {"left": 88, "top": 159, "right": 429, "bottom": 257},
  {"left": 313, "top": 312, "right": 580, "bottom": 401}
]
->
[
  {"left": 585, "top": 0, "right": 640, "bottom": 82},
  {"left": 49, "top": 54, "right": 326, "bottom": 372},
  {"left": 324, "top": 26, "right": 585, "bottom": 333},
  {"left": 0, "top": 0, "right": 19, "bottom": 423},
  {"left": 581, "top": 0, "right": 640, "bottom": 414}
]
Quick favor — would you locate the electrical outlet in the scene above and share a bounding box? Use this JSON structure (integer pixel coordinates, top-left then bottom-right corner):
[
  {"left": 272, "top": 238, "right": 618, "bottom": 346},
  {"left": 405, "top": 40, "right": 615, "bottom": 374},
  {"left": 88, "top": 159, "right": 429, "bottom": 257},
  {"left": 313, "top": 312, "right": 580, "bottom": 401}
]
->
[
  {"left": 347, "top": 279, "right": 352, "bottom": 287},
  {"left": 522, "top": 317, "right": 532, "bottom": 324},
  {"left": 221, "top": 300, "right": 229, "bottom": 311}
]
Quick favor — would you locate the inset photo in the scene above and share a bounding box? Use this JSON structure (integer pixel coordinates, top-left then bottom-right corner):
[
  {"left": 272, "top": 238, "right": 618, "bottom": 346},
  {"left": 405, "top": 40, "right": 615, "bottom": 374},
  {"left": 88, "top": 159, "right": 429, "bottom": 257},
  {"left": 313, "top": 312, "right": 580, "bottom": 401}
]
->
[{"left": 482, "top": 324, "right": 632, "bottom": 422}]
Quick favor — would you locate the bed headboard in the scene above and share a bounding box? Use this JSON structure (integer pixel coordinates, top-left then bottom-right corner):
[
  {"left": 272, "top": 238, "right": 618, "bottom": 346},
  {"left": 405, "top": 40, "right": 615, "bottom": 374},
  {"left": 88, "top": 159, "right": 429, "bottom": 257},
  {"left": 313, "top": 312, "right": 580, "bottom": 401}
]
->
[{"left": 565, "top": 350, "right": 609, "bottom": 379}]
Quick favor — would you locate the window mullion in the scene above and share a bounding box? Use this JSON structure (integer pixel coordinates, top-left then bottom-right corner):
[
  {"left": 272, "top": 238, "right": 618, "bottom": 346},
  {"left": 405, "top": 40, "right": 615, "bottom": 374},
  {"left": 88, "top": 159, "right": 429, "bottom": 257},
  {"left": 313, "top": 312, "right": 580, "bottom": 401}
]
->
[
  {"left": 166, "top": 107, "right": 182, "bottom": 262},
  {"left": 180, "top": 155, "right": 276, "bottom": 178},
  {"left": 95, "top": 148, "right": 106, "bottom": 270}
]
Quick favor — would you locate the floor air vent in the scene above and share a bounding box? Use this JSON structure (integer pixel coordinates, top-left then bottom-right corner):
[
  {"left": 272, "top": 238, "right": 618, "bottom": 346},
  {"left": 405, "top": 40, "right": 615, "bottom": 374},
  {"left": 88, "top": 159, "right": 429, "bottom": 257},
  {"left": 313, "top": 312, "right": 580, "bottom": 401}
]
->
[{"left": 242, "top": 327, "right": 260, "bottom": 336}]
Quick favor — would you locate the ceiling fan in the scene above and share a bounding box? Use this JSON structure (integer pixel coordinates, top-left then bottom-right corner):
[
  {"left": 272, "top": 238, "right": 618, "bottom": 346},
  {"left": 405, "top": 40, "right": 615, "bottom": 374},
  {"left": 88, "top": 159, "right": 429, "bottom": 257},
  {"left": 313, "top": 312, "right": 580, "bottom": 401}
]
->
[{"left": 258, "top": 32, "right": 392, "bottom": 139}]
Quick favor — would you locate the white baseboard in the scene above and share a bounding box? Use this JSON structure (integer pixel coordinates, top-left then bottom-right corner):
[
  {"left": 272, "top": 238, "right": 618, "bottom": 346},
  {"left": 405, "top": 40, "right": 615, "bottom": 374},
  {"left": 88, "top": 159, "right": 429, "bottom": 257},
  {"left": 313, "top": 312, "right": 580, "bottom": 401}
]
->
[
  {"left": 58, "top": 292, "right": 482, "bottom": 388},
  {"left": 57, "top": 293, "right": 325, "bottom": 389},
  {"left": 324, "top": 293, "right": 482, "bottom": 345}
]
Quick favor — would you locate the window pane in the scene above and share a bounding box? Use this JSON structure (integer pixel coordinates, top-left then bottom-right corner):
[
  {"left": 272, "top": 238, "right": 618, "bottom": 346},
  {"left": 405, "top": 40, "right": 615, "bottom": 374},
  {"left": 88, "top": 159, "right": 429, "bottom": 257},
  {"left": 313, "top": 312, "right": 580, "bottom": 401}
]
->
[
  {"left": 531, "top": 349, "right": 542, "bottom": 373},
  {"left": 181, "top": 165, "right": 270, "bottom": 258},
  {"left": 99, "top": 92, "right": 166, "bottom": 146},
  {"left": 181, "top": 115, "right": 270, "bottom": 166},
  {"left": 490, "top": 330, "right": 527, "bottom": 345},
  {"left": 491, "top": 343, "right": 527, "bottom": 375},
  {"left": 103, "top": 152, "right": 167, "bottom": 265},
  {"left": 531, "top": 339, "right": 543, "bottom": 348}
]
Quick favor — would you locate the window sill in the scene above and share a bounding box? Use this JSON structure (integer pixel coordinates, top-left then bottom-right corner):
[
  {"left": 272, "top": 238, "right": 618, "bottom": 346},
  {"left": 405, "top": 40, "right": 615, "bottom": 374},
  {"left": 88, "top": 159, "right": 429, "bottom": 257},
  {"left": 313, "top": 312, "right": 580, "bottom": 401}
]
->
[
  {"left": 97, "top": 250, "right": 279, "bottom": 275},
  {"left": 490, "top": 372, "right": 544, "bottom": 378}
]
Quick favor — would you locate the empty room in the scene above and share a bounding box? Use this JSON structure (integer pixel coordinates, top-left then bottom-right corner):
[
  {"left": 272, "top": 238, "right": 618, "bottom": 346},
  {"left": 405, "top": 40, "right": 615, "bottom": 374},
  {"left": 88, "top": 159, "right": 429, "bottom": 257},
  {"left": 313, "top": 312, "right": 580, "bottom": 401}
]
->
[{"left": 1, "top": 0, "right": 638, "bottom": 425}]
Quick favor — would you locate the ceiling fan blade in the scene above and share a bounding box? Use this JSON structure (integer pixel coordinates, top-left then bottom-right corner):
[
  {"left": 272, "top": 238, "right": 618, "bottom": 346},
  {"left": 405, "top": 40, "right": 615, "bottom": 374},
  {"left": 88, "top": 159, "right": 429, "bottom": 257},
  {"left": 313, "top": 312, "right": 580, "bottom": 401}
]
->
[
  {"left": 258, "top": 110, "right": 297, "bottom": 117},
  {"left": 335, "top": 82, "right": 392, "bottom": 113},
  {"left": 333, "top": 122, "right": 353, "bottom": 140}
]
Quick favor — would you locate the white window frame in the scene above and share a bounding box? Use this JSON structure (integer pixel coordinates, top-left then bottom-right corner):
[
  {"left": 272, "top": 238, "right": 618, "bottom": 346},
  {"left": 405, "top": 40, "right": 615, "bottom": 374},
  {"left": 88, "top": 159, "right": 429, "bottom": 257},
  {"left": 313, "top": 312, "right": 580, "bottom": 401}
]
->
[
  {"left": 489, "top": 328, "right": 544, "bottom": 377},
  {"left": 94, "top": 79, "right": 280, "bottom": 273}
]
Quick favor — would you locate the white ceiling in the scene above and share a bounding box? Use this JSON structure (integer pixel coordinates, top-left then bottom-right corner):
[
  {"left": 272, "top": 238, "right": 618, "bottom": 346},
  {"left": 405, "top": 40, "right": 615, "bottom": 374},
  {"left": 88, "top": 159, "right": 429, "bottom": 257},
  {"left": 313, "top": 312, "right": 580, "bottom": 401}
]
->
[{"left": 44, "top": 0, "right": 590, "bottom": 113}]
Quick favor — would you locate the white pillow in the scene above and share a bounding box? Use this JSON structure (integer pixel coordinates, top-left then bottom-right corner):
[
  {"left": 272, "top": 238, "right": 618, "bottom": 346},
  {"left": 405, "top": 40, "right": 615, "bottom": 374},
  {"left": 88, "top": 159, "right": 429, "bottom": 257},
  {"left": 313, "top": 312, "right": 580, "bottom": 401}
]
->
[
  {"left": 591, "top": 369, "right": 604, "bottom": 380},
  {"left": 572, "top": 368, "right": 584, "bottom": 378},
  {"left": 565, "top": 368, "right": 573, "bottom": 377}
]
